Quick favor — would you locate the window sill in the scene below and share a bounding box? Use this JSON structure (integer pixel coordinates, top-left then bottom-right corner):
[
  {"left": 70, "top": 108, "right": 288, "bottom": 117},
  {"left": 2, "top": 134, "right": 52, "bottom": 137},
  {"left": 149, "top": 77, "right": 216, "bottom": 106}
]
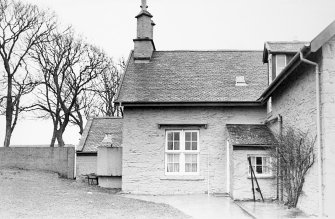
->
[
  {"left": 247, "top": 175, "right": 275, "bottom": 179},
  {"left": 160, "top": 175, "right": 205, "bottom": 181}
]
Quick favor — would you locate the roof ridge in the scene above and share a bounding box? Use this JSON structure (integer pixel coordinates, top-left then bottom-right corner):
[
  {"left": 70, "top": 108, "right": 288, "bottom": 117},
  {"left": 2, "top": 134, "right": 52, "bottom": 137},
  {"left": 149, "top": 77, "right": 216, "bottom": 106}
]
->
[
  {"left": 154, "top": 49, "right": 263, "bottom": 52},
  {"left": 91, "top": 117, "right": 123, "bottom": 120},
  {"left": 266, "top": 41, "right": 308, "bottom": 44}
]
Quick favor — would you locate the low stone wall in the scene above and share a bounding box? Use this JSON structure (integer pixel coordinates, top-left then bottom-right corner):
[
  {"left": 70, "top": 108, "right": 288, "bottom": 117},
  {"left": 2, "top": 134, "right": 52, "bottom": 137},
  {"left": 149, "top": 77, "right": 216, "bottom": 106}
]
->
[
  {"left": 98, "top": 176, "right": 122, "bottom": 189},
  {"left": 0, "top": 147, "right": 75, "bottom": 179}
]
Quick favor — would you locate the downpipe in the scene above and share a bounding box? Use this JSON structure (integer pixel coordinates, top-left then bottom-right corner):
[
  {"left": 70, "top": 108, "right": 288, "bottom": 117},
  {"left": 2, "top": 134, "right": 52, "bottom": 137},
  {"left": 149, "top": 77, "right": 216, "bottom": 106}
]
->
[{"left": 299, "top": 52, "right": 323, "bottom": 217}]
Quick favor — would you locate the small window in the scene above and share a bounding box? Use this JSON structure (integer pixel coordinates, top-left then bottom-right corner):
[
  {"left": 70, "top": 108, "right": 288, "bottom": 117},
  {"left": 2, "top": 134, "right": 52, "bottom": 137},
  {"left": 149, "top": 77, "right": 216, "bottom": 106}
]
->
[
  {"left": 248, "top": 155, "right": 271, "bottom": 176},
  {"left": 165, "top": 130, "right": 200, "bottom": 175},
  {"left": 276, "top": 55, "right": 286, "bottom": 76}
]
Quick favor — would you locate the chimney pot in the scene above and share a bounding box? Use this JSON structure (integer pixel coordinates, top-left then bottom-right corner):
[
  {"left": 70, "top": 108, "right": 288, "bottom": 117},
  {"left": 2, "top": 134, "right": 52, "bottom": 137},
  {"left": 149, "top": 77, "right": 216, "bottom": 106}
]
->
[{"left": 134, "top": 0, "right": 155, "bottom": 62}]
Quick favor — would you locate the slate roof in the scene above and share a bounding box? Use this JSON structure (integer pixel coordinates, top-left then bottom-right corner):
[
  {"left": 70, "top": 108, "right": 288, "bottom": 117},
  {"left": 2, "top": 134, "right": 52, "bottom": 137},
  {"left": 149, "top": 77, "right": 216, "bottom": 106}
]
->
[
  {"left": 262, "top": 41, "right": 307, "bottom": 63},
  {"left": 226, "top": 124, "right": 277, "bottom": 146},
  {"left": 265, "top": 41, "right": 307, "bottom": 53},
  {"left": 116, "top": 50, "right": 268, "bottom": 103},
  {"left": 77, "top": 117, "right": 123, "bottom": 152}
]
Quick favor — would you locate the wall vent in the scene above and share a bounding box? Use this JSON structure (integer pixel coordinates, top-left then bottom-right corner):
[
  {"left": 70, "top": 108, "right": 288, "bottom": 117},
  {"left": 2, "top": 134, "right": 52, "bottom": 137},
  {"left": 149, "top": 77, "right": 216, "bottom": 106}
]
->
[{"left": 235, "top": 76, "right": 248, "bottom": 86}]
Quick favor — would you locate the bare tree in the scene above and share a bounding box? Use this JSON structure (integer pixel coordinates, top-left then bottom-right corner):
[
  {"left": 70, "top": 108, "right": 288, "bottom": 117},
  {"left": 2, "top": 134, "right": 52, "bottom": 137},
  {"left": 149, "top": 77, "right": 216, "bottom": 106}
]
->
[
  {"left": 31, "top": 31, "right": 110, "bottom": 147},
  {"left": 270, "top": 126, "right": 316, "bottom": 208},
  {"left": 0, "top": 0, "right": 56, "bottom": 147},
  {"left": 68, "top": 58, "right": 124, "bottom": 136},
  {"left": 82, "top": 58, "right": 124, "bottom": 119}
]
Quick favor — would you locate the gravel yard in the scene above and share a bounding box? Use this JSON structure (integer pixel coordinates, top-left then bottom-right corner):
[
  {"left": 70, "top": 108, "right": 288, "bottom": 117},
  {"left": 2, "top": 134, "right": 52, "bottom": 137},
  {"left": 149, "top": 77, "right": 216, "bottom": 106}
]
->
[{"left": 0, "top": 168, "right": 189, "bottom": 219}]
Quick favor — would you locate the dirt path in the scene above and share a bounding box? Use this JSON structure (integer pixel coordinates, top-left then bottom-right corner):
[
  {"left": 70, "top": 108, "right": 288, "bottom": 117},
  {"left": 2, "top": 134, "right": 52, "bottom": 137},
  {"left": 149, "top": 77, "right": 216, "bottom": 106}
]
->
[{"left": 0, "top": 168, "right": 190, "bottom": 219}]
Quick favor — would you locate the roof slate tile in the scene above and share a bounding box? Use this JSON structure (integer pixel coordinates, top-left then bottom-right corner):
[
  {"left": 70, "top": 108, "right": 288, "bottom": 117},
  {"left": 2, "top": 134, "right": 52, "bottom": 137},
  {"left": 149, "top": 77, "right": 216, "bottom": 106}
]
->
[
  {"left": 77, "top": 117, "right": 123, "bottom": 152},
  {"left": 226, "top": 124, "right": 277, "bottom": 146},
  {"left": 117, "top": 50, "right": 268, "bottom": 103}
]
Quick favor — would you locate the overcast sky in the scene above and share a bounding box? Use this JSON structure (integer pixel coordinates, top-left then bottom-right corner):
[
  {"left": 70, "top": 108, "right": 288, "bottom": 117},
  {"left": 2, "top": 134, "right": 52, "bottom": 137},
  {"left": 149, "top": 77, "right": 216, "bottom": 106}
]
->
[{"left": 1, "top": 0, "right": 335, "bottom": 146}]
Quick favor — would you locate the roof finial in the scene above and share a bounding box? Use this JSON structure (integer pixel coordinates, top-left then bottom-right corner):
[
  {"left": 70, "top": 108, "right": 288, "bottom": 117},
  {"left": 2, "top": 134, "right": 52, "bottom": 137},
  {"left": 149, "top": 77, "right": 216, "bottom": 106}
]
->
[{"left": 141, "top": 0, "right": 148, "bottom": 10}]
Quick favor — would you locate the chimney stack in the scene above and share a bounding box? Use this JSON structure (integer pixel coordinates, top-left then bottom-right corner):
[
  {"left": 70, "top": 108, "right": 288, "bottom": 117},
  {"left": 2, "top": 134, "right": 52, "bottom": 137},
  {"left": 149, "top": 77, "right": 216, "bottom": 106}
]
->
[{"left": 133, "top": 0, "right": 156, "bottom": 63}]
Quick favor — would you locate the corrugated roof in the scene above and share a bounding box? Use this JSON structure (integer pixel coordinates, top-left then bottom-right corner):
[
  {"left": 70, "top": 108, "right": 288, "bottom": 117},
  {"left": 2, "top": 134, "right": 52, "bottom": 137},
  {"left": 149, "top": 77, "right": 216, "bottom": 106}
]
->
[
  {"left": 226, "top": 124, "right": 277, "bottom": 146},
  {"left": 116, "top": 50, "right": 268, "bottom": 103},
  {"left": 77, "top": 117, "right": 123, "bottom": 152}
]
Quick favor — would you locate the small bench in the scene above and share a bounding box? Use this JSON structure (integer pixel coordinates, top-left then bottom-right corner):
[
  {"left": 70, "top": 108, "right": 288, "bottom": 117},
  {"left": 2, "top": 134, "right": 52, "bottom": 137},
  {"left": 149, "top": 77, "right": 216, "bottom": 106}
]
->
[{"left": 85, "top": 173, "right": 98, "bottom": 185}]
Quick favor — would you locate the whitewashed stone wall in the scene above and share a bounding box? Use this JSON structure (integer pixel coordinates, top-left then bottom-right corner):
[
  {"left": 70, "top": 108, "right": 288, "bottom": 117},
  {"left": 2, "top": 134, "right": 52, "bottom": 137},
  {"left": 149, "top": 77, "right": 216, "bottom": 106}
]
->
[
  {"left": 321, "top": 35, "right": 335, "bottom": 218},
  {"left": 76, "top": 155, "right": 97, "bottom": 176},
  {"left": 268, "top": 51, "right": 320, "bottom": 215},
  {"left": 122, "top": 106, "right": 266, "bottom": 194},
  {"left": 231, "top": 149, "right": 276, "bottom": 200}
]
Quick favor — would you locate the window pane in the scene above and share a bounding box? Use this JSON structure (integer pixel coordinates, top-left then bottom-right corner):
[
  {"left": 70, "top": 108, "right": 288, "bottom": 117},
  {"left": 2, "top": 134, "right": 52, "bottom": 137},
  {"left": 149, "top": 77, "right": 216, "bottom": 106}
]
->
[
  {"left": 167, "top": 132, "right": 173, "bottom": 141},
  {"left": 250, "top": 157, "right": 255, "bottom": 165},
  {"left": 174, "top": 132, "right": 180, "bottom": 141},
  {"left": 192, "top": 142, "right": 197, "bottom": 150},
  {"left": 185, "top": 154, "right": 197, "bottom": 172},
  {"left": 174, "top": 163, "right": 179, "bottom": 172},
  {"left": 185, "top": 154, "right": 191, "bottom": 163},
  {"left": 192, "top": 132, "right": 197, "bottom": 141},
  {"left": 277, "top": 55, "right": 286, "bottom": 67},
  {"left": 185, "top": 164, "right": 191, "bottom": 172},
  {"left": 174, "top": 154, "right": 179, "bottom": 162},
  {"left": 185, "top": 141, "right": 191, "bottom": 150},
  {"left": 256, "top": 157, "right": 262, "bottom": 165},
  {"left": 185, "top": 154, "right": 192, "bottom": 163},
  {"left": 174, "top": 154, "right": 180, "bottom": 163},
  {"left": 174, "top": 141, "right": 180, "bottom": 150},
  {"left": 192, "top": 164, "right": 197, "bottom": 172},
  {"left": 167, "top": 154, "right": 180, "bottom": 172},
  {"left": 185, "top": 164, "right": 198, "bottom": 172},
  {"left": 185, "top": 132, "right": 191, "bottom": 141},
  {"left": 192, "top": 154, "right": 197, "bottom": 163},
  {"left": 167, "top": 164, "right": 173, "bottom": 172},
  {"left": 168, "top": 142, "right": 173, "bottom": 150},
  {"left": 277, "top": 55, "right": 286, "bottom": 74},
  {"left": 167, "top": 154, "right": 173, "bottom": 162},
  {"left": 256, "top": 166, "right": 263, "bottom": 174}
]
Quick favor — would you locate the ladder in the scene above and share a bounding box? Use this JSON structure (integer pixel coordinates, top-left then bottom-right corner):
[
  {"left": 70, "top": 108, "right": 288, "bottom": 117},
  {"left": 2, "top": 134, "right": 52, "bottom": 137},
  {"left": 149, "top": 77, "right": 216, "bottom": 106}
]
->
[{"left": 248, "top": 157, "right": 264, "bottom": 202}]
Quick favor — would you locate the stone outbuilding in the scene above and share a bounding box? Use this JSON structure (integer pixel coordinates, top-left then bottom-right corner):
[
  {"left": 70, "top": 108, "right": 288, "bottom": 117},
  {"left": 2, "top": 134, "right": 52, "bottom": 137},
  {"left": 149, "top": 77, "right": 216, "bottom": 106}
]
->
[{"left": 76, "top": 117, "right": 123, "bottom": 177}]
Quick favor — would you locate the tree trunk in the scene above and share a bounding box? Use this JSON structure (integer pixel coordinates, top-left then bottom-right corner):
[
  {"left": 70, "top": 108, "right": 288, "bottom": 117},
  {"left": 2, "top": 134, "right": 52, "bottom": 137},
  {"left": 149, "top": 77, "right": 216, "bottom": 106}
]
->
[
  {"left": 50, "top": 131, "right": 56, "bottom": 147},
  {"left": 4, "top": 75, "right": 13, "bottom": 147},
  {"left": 56, "top": 130, "right": 65, "bottom": 147},
  {"left": 4, "top": 128, "right": 12, "bottom": 147}
]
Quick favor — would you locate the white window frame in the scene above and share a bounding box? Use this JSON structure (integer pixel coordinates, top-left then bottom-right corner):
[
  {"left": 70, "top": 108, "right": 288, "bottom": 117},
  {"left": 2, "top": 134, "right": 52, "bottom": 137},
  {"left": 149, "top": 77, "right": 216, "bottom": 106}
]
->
[
  {"left": 248, "top": 155, "right": 272, "bottom": 177},
  {"left": 165, "top": 130, "right": 200, "bottom": 175},
  {"left": 267, "top": 97, "right": 272, "bottom": 114},
  {"left": 276, "top": 54, "right": 287, "bottom": 76}
]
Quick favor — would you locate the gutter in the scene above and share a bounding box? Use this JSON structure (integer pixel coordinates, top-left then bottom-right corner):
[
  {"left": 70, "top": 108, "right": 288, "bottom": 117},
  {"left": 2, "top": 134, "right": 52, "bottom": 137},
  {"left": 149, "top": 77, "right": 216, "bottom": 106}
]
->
[
  {"left": 299, "top": 52, "right": 323, "bottom": 217},
  {"left": 259, "top": 47, "right": 324, "bottom": 216},
  {"left": 258, "top": 45, "right": 310, "bottom": 102},
  {"left": 117, "top": 101, "right": 263, "bottom": 107}
]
